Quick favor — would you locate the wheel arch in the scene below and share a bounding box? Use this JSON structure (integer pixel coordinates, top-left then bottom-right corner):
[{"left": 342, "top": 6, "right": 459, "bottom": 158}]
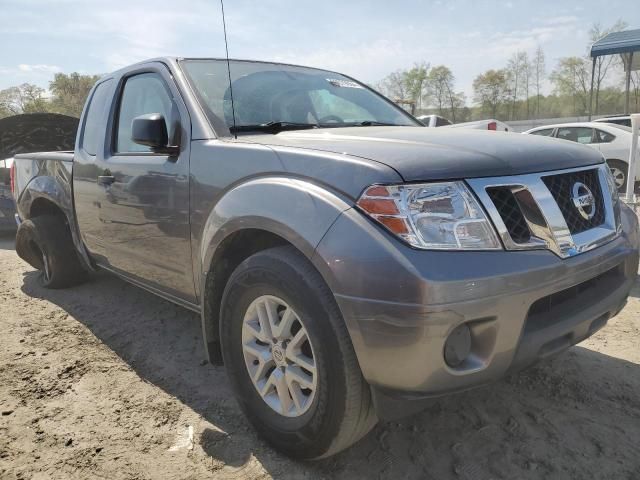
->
[{"left": 197, "top": 177, "right": 353, "bottom": 364}]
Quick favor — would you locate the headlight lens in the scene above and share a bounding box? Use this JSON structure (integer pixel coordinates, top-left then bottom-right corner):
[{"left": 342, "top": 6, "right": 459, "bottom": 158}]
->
[{"left": 357, "top": 181, "right": 501, "bottom": 250}]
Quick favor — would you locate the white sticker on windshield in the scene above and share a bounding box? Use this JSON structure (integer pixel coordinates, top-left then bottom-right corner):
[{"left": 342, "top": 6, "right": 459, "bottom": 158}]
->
[{"left": 326, "top": 79, "right": 363, "bottom": 89}]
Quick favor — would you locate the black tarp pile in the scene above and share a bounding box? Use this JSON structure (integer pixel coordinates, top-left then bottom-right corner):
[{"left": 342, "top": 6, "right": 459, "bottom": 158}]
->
[{"left": 0, "top": 113, "right": 79, "bottom": 159}]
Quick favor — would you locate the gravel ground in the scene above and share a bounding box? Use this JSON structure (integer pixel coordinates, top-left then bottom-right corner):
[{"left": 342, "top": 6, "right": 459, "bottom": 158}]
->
[{"left": 1, "top": 231, "right": 639, "bottom": 480}]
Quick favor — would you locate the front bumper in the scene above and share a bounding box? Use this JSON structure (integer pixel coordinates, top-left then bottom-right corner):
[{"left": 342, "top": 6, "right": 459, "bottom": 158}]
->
[{"left": 313, "top": 204, "right": 639, "bottom": 418}]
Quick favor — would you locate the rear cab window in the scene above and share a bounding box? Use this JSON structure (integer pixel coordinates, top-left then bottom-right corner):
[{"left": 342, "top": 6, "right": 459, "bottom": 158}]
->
[{"left": 81, "top": 79, "right": 113, "bottom": 156}]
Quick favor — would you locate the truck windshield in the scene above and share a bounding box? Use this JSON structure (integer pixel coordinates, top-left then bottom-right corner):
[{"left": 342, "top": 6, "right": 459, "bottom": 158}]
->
[{"left": 180, "top": 59, "right": 419, "bottom": 134}]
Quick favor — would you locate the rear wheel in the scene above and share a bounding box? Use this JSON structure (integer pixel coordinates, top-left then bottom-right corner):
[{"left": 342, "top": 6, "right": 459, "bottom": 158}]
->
[
  {"left": 607, "top": 159, "right": 628, "bottom": 193},
  {"left": 219, "top": 246, "right": 376, "bottom": 459},
  {"left": 15, "top": 214, "right": 88, "bottom": 288}
]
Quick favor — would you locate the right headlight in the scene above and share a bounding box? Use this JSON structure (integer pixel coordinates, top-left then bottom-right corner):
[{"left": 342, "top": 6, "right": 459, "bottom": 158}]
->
[{"left": 357, "top": 181, "right": 502, "bottom": 250}]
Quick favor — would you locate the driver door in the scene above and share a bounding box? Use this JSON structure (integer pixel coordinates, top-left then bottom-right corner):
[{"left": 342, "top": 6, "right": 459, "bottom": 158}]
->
[{"left": 94, "top": 66, "right": 194, "bottom": 303}]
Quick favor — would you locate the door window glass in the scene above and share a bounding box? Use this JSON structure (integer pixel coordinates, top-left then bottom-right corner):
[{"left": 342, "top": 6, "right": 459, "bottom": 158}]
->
[
  {"left": 116, "top": 73, "right": 174, "bottom": 153},
  {"left": 529, "top": 128, "right": 553, "bottom": 136},
  {"left": 556, "top": 127, "right": 593, "bottom": 144},
  {"left": 594, "top": 129, "right": 616, "bottom": 143}
]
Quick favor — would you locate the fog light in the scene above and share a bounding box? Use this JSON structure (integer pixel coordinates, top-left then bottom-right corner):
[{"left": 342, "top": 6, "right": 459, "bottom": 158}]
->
[{"left": 444, "top": 323, "right": 471, "bottom": 367}]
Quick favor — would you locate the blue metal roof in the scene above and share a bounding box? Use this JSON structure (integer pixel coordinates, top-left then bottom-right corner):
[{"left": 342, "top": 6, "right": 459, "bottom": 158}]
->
[{"left": 591, "top": 28, "right": 640, "bottom": 57}]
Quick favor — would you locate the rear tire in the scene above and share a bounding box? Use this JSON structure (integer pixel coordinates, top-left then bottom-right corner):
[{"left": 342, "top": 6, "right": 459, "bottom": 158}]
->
[
  {"left": 15, "top": 214, "right": 88, "bottom": 289},
  {"left": 219, "top": 246, "right": 377, "bottom": 459}
]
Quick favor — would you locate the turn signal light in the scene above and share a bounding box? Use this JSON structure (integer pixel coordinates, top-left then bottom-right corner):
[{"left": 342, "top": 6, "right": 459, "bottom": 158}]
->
[{"left": 356, "top": 186, "right": 410, "bottom": 236}]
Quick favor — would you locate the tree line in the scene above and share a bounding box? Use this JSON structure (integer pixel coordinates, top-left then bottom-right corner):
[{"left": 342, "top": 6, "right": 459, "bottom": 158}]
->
[
  {"left": 377, "top": 20, "right": 640, "bottom": 123},
  {"left": 0, "top": 73, "right": 101, "bottom": 119},
  {"left": 2, "top": 19, "right": 639, "bottom": 123}
]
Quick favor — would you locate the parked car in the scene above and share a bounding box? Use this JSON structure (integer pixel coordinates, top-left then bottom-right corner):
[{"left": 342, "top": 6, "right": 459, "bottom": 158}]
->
[
  {"left": 11, "top": 57, "right": 639, "bottom": 459},
  {"left": 594, "top": 115, "right": 633, "bottom": 128},
  {"left": 0, "top": 158, "right": 17, "bottom": 232},
  {"left": 416, "top": 114, "right": 452, "bottom": 127},
  {"left": 448, "top": 118, "right": 511, "bottom": 132},
  {"left": 524, "top": 122, "right": 640, "bottom": 192}
]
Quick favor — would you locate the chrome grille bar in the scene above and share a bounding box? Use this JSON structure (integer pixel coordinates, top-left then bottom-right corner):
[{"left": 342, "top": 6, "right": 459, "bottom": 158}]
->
[{"left": 467, "top": 164, "right": 619, "bottom": 259}]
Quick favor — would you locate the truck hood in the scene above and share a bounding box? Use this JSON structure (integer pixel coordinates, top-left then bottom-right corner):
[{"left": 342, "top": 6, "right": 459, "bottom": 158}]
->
[{"left": 237, "top": 126, "right": 604, "bottom": 181}]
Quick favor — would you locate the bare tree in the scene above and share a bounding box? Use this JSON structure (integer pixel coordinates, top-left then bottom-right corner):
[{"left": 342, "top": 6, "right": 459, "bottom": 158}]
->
[
  {"left": 377, "top": 70, "right": 408, "bottom": 102},
  {"left": 507, "top": 52, "right": 528, "bottom": 120},
  {"left": 533, "top": 46, "right": 545, "bottom": 118},
  {"left": 588, "top": 20, "right": 628, "bottom": 115}
]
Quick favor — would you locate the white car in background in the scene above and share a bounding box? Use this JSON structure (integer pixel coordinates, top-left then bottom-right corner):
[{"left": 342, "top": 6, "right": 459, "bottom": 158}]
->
[
  {"left": 524, "top": 122, "right": 639, "bottom": 192},
  {"left": 594, "top": 115, "right": 632, "bottom": 128}
]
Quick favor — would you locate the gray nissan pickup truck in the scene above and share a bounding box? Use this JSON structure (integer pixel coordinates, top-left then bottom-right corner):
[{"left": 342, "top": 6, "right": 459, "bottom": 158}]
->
[{"left": 11, "top": 57, "right": 639, "bottom": 459}]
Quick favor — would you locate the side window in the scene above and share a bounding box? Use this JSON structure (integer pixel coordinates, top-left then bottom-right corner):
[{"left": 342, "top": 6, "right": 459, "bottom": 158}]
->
[
  {"left": 81, "top": 79, "right": 113, "bottom": 156},
  {"left": 557, "top": 127, "right": 594, "bottom": 144},
  {"left": 595, "top": 129, "right": 615, "bottom": 143},
  {"left": 435, "top": 116, "right": 452, "bottom": 126},
  {"left": 529, "top": 128, "right": 553, "bottom": 137},
  {"left": 116, "top": 73, "right": 175, "bottom": 153}
]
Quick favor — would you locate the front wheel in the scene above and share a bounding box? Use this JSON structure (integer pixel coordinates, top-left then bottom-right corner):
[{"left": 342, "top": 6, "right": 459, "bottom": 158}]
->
[
  {"left": 219, "top": 246, "right": 376, "bottom": 459},
  {"left": 607, "top": 159, "right": 629, "bottom": 193}
]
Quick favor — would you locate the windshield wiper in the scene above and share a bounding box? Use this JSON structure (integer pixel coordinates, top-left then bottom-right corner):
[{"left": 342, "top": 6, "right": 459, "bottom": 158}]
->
[
  {"left": 230, "top": 121, "right": 318, "bottom": 134},
  {"left": 353, "top": 121, "right": 401, "bottom": 127}
]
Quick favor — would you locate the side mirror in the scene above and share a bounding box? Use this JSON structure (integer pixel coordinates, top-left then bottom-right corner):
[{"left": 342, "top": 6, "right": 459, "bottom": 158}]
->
[{"left": 131, "top": 114, "right": 179, "bottom": 154}]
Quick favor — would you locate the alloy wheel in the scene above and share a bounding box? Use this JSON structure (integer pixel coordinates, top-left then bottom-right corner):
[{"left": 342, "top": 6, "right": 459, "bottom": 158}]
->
[{"left": 241, "top": 295, "right": 317, "bottom": 417}]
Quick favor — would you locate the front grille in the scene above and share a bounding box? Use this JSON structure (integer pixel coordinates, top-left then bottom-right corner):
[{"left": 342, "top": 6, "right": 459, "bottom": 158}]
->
[
  {"left": 486, "top": 187, "right": 530, "bottom": 243},
  {"left": 542, "top": 169, "right": 605, "bottom": 234}
]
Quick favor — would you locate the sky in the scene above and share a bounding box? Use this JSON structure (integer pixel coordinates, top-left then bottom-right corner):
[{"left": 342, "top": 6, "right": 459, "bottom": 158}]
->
[{"left": 1, "top": 0, "right": 639, "bottom": 98}]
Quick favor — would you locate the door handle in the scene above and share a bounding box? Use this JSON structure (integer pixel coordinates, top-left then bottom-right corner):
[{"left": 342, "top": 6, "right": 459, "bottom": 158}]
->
[{"left": 97, "top": 175, "right": 115, "bottom": 186}]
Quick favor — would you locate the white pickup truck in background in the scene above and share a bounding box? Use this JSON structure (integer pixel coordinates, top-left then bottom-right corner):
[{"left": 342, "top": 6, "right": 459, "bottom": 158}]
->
[{"left": 417, "top": 114, "right": 511, "bottom": 132}]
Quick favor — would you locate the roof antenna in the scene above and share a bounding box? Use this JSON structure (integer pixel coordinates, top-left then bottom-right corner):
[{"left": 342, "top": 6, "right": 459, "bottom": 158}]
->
[{"left": 220, "top": 0, "right": 237, "bottom": 139}]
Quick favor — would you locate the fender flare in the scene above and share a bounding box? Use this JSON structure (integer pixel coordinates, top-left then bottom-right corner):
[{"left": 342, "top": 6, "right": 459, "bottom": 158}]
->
[
  {"left": 17, "top": 173, "right": 93, "bottom": 271},
  {"left": 197, "top": 176, "right": 352, "bottom": 361}
]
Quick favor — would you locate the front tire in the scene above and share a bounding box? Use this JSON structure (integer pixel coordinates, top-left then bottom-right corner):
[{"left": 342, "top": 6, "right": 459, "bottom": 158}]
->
[
  {"left": 607, "top": 159, "right": 629, "bottom": 193},
  {"left": 219, "top": 246, "right": 376, "bottom": 459}
]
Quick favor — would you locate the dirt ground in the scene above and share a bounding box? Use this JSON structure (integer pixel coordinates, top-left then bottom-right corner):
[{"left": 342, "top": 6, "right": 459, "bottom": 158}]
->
[{"left": 0, "top": 231, "right": 639, "bottom": 480}]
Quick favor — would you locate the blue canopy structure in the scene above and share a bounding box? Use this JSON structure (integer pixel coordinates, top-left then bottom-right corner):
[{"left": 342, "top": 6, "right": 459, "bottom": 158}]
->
[{"left": 589, "top": 28, "right": 640, "bottom": 118}]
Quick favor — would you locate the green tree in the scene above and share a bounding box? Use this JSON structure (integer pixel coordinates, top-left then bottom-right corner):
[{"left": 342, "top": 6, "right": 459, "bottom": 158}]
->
[
  {"left": 49, "top": 72, "right": 101, "bottom": 117},
  {"left": 473, "top": 69, "right": 510, "bottom": 118},
  {"left": 0, "top": 83, "right": 49, "bottom": 118},
  {"left": 550, "top": 56, "right": 591, "bottom": 116},
  {"left": 402, "top": 62, "right": 429, "bottom": 110},
  {"left": 427, "top": 65, "right": 458, "bottom": 120}
]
